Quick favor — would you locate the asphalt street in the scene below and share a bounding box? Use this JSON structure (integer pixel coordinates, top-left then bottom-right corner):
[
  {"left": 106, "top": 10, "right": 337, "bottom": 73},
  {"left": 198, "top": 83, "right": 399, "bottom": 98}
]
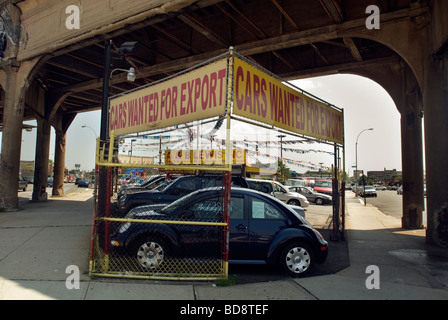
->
[{"left": 353, "top": 189, "right": 428, "bottom": 225}]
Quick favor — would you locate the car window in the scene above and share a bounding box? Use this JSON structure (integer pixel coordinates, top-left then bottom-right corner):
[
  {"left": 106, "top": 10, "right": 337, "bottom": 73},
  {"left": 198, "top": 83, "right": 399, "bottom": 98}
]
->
[
  {"left": 170, "top": 178, "right": 197, "bottom": 194},
  {"left": 250, "top": 197, "right": 286, "bottom": 220},
  {"left": 248, "top": 181, "right": 270, "bottom": 193},
  {"left": 229, "top": 196, "right": 244, "bottom": 219},
  {"left": 273, "top": 183, "right": 286, "bottom": 193},
  {"left": 188, "top": 197, "right": 222, "bottom": 221},
  {"left": 201, "top": 177, "right": 221, "bottom": 188}
]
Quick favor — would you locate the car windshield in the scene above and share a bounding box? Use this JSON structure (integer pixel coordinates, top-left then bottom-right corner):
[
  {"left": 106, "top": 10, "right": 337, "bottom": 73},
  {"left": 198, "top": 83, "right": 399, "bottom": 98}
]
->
[
  {"left": 160, "top": 189, "right": 215, "bottom": 215},
  {"left": 315, "top": 181, "right": 332, "bottom": 187},
  {"left": 365, "top": 186, "right": 375, "bottom": 190}
]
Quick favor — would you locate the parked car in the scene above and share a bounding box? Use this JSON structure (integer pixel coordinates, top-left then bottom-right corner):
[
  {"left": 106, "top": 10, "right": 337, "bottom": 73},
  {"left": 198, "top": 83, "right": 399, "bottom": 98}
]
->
[
  {"left": 247, "top": 179, "right": 309, "bottom": 208},
  {"left": 359, "top": 185, "right": 377, "bottom": 197},
  {"left": 397, "top": 186, "right": 403, "bottom": 195},
  {"left": 116, "top": 174, "right": 249, "bottom": 216},
  {"left": 110, "top": 187, "right": 328, "bottom": 277},
  {"left": 117, "top": 174, "right": 179, "bottom": 198},
  {"left": 24, "top": 176, "right": 34, "bottom": 185},
  {"left": 18, "top": 175, "right": 28, "bottom": 191},
  {"left": 287, "top": 186, "right": 332, "bottom": 205},
  {"left": 313, "top": 179, "right": 333, "bottom": 195},
  {"left": 78, "top": 179, "right": 93, "bottom": 188},
  {"left": 47, "top": 177, "right": 54, "bottom": 188}
]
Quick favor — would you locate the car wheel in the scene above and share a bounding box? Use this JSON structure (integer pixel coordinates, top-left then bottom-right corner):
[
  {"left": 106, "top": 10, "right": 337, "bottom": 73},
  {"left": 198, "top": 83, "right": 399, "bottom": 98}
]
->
[
  {"left": 315, "top": 198, "right": 324, "bottom": 205},
  {"left": 287, "top": 199, "right": 301, "bottom": 206},
  {"left": 280, "top": 242, "right": 314, "bottom": 277},
  {"left": 135, "top": 237, "right": 168, "bottom": 270}
]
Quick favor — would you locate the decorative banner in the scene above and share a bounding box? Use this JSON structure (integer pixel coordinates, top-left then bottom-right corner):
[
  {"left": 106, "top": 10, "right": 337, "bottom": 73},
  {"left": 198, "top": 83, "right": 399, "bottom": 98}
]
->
[
  {"left": 233, "top": 57, "right": 344, "bottom": 145},
  {"left": 109, "top": 59, "right": 228, "bottom": 136},
  {"left": 165, "top": 149, "right": 246, "bottom": 165}
]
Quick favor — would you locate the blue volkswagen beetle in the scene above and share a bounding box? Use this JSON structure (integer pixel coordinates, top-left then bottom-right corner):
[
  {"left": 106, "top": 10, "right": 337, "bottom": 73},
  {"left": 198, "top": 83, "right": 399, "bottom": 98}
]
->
[{"left": 110, "top": 187, "right": 328, "bottom": 277}]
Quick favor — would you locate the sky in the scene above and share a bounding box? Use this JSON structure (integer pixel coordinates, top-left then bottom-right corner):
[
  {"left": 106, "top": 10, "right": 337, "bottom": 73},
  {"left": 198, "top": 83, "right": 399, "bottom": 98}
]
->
[{"left": 10, "top": 73, "right": 407, "bottom": 175}]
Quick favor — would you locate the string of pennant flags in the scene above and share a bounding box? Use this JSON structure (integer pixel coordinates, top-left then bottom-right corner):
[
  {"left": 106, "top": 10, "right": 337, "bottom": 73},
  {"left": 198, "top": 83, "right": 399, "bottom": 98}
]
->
[
  {"left": 119, "top": 135, "right": 333, "bottom": 171},
  {"left": 120, "top": 136, "right": 335, "bottom": 156}
]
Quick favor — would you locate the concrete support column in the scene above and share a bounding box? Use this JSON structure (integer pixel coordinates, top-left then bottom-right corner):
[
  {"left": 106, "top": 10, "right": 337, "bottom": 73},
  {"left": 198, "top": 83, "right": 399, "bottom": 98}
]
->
[
  {"left": 32, "top": 116, "right": 51, "bottom": 201},
  {"left": 401, "top": 110, "right": 425, "bottom": 229},
  {"left": 0, "top": 68, "right": 24, "bottom": 210},
  {"left": 398, "top": 63, "right": 425, "bottom": 230},
  {"left": 52, "top": 112, "right": 75, "bottom": 197},
  {"left": 52, "top": 129, "right": 66, "bottom": 197},
  {"left": 424, "top": 51, "right": 448, "bottom": 247}
]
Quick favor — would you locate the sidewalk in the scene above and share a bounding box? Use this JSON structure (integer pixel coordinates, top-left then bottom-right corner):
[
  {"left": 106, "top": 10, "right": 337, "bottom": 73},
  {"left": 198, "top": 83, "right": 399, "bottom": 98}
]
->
[{"left": 1, "top": 189, "right": 447, "bottom": 300}]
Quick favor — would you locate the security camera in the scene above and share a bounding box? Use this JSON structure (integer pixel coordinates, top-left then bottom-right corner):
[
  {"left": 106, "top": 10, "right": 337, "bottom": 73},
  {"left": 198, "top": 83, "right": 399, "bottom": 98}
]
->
[{"left": 118, "top": 41, "right": 139, "bottom": 55}]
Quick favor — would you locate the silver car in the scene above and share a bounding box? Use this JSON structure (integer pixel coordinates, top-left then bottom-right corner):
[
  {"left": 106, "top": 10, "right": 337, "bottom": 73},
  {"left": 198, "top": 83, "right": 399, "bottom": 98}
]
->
[{"left": 287, "top": 186, "right": 332, "bottom": 205}]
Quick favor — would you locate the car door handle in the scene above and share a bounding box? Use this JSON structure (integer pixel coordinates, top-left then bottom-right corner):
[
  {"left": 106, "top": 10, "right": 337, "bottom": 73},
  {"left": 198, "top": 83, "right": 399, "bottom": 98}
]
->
[{"left": 236, "top": 224, "right": 247, "bottom": 231}]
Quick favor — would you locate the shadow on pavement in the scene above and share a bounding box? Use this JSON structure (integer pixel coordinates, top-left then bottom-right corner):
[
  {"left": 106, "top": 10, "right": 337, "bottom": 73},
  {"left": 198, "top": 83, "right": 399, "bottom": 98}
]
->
[{"left": 230, "top": 227, "right": 350, "bottom": 284}]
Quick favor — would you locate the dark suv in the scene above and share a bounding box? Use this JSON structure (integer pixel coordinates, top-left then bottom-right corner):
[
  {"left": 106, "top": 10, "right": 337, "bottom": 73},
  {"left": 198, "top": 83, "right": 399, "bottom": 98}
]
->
[{"left": 115, "top": 175, "right": 248, "bottom": 216}]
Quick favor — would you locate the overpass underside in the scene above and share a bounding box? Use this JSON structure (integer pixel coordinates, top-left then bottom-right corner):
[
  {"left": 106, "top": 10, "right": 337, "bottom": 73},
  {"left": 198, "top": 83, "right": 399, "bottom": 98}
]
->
[{"left": 0, "top": 0, "right": 447, "bottom": 247}]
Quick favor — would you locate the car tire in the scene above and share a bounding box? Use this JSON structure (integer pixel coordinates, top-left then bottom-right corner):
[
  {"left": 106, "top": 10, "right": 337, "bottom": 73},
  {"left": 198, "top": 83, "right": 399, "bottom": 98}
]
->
[
  {"left": 134, "top": 237, "right": 170, "bottom": 270},
  {"left": 315, "top": 198, "right": 324, "bottom": 205},
  {"left": 287, "top": 199, "right": 301, "bottom": 206},
  {"left": 280, "top": 242, "right": 314, "bottom": 277}
]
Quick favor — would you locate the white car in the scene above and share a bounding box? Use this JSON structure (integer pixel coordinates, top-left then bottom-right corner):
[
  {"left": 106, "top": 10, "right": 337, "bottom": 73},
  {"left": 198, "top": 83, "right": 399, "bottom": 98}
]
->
[{"left": 247, "top": 179, "right": 309, "bottom": 208}]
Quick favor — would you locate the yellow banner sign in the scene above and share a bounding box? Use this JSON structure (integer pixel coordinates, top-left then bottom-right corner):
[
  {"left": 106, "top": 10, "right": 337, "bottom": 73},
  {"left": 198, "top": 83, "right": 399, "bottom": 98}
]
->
[
  {"left": 233, "top": 57, "right": 344, "bottom": 144},
  {"left": 109, "top": 59, "right": 228, "bottom": 136},
  {"left": 165, "top": 149, "right": 246, "bottom": 165}
]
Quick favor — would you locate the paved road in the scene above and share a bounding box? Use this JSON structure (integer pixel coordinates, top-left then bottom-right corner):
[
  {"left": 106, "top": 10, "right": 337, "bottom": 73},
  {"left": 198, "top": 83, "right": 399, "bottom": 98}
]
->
[
  {"left": 349, "top": 189, "right": 428, "bottom": 226},
  {"left": 352, "top": 189, "right": 403, "bottom": 218}
]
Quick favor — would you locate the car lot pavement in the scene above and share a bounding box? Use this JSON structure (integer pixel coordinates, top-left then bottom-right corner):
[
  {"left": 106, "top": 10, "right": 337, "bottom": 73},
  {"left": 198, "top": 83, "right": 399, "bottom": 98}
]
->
[{"left": 1, "top": 189, "right": 447, "bottom": 301}]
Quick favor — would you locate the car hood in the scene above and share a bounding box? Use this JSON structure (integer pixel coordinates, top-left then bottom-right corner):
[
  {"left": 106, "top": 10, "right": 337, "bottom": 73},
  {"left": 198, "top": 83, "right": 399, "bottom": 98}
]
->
[
  {"left": 125, "top": 207, "right": 167, "bottom": 219},
  {"left": 125, "top": 189, "right": 162, "bottom": 199}
]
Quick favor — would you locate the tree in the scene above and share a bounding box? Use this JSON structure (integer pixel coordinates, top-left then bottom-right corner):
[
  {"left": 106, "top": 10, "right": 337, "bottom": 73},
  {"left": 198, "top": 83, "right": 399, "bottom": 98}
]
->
[{"left": 277, "top": 160, "right": 291, "bottom": 184}]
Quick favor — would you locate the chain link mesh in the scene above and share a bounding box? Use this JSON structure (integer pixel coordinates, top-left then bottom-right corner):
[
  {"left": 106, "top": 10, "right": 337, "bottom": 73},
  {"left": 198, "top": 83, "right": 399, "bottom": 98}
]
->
[{"left": 90, "top": 166, "right": 230, "bottom": 280}]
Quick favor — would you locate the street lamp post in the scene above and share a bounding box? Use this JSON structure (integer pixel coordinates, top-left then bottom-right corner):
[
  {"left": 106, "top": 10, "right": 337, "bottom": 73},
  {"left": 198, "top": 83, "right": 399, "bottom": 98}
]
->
[
  {"left": 277, "top": 134, "right": 286, "bottom": 161},
  {"left": 130, "top": 138, "right": 137, "bottom": 159},
  {"left": 355, "top": 128, "right": 374, "bottom": 197},
  {"left": 81, "top": 125, "right": 98, "bottom": 138},
  {"left": 98, "top": 40, "right": 138, "bottom": 258}
]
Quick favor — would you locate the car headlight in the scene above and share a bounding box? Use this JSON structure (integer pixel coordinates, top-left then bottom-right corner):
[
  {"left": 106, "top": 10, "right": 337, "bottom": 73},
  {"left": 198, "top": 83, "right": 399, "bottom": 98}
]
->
[{"left": 118, "top": 222, "right": 131, "bottom": 234}]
